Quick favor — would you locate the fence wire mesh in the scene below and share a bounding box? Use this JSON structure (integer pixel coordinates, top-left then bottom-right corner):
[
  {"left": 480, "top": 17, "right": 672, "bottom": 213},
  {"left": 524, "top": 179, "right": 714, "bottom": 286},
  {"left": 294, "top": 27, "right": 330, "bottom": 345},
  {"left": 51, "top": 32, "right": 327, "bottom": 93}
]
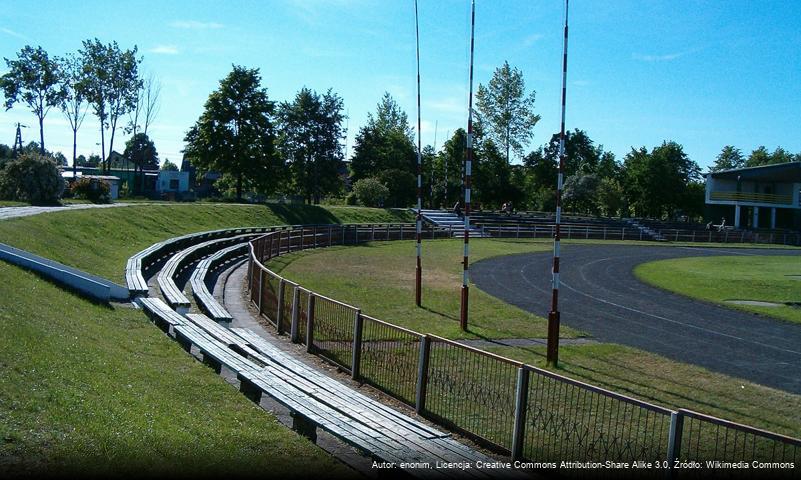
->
[
  {"left": 360, "top": 315, "right": 421, "bottom": 406},
  {"left": 312, "top": 295, "right": 357, "bottom": 370}
]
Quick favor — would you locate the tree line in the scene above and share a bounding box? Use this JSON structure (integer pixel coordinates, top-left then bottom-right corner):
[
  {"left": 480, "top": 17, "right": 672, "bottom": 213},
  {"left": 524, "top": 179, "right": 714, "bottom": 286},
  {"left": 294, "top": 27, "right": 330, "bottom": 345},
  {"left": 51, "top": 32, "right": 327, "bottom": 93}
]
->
[{"left": 1, "top": 41, "right": 161, "bottom": 195}]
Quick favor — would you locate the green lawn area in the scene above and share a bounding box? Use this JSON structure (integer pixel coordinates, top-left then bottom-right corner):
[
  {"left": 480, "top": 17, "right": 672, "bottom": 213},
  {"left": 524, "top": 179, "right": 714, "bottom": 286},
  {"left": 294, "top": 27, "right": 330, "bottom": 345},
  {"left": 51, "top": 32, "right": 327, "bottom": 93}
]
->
[
  {"left": 635, "top": 255, "right": 801, "bottom": 325},
  {"left": 267, "top": 239, "right": 801, "bottom": 438},
  {"left": 266, "top": 238, "right": 585, "bottom": 340},
  {"left": 0, "top": 203, "right": 412, "bottom": 282},
  {"left": 0, "top": 262, "right": 351, "bottom": 477}
]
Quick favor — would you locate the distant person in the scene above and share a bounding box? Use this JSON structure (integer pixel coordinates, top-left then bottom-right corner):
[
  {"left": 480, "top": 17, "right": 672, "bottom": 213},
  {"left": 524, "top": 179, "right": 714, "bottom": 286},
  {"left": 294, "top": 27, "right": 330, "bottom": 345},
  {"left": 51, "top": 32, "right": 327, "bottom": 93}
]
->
[
  {"left": 453, "top": 201, "right": 462, "bottom": 218},
  {"left": 501, "top": 202, "right": 508, "bottom": 215},
  {"left": 507, "top": 201, "right": 514, "bottom": 215},
  {"left": 706, "top": 221, "right": 713, "bottom": 230},
  {"left": 718, "top": 217, "right": 726, "bottom": 232}
]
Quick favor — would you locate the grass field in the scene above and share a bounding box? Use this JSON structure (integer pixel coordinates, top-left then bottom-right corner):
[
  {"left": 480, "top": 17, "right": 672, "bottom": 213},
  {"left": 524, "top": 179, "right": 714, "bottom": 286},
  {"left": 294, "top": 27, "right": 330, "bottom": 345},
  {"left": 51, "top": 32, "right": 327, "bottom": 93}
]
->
[
  {"left": 0, "top": 203, "right": 411, "bottom": 282},
  {"left": 267, "top": 238, "right": 801, "bottom": 438},
  {"left": 635, "top": 255, "right": 801, "bottom": 325},
  {"left": 0, "top": 262, "right": 351, "bottom": 477},
  {"left": 265, "top": 238, "right": 585, "bottom": 340},
  {"left": 0, "top": 203, "right": 411, "bottom": 476}
]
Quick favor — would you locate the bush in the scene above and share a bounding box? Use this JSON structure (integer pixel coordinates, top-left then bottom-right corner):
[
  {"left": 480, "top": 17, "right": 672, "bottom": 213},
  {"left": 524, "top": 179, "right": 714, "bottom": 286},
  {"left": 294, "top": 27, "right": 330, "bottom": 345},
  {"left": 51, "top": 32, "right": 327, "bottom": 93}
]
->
[
  {"left": 345, "top": 192, "right": 358, "bottom": 206},
  {"left": 70, "top": 177, "right": 111, "bottom": 204},
  {"left": 352, "top": 178, "right": 389, "bottom": 207},
  {"left": 0, "top": 152, "right": 64, "bottom": 205}
]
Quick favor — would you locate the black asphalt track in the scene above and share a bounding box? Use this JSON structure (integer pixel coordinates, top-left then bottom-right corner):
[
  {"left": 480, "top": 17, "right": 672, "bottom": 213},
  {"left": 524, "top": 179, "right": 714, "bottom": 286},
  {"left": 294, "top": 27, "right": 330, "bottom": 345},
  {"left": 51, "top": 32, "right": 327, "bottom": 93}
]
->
[{"left": 470, "top": 244, "right": 801, "bottom": 394}]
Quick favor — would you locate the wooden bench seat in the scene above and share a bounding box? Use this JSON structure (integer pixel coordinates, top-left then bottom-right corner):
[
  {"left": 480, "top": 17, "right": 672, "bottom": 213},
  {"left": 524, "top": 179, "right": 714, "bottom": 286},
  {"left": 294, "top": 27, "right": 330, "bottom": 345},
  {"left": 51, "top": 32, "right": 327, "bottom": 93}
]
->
[
  {"left": 189, "top": 243, "right": 249, "bottom": 322},
  {"left": 138, "top": 297, "right": 186, "bottom": 333},
  {"left": 125, "top": 226, "right": 276, "bottom": 297},
  {"left": 179, "top": 314, "right": 496, "bottom": 475},
  {"left": 157, "top": 234, "right": 258, "bottom": 313}
]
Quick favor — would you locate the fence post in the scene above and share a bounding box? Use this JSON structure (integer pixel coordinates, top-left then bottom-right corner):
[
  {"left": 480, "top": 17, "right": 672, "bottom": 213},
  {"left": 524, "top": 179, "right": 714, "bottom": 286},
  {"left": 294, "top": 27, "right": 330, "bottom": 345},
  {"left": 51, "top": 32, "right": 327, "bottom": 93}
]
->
[
  {"left": 400, "top": 224, "right": 404, "bottom": 240},
  {"left": 276, "top": 279, "right": 286, "bottom": 335},
  {"left": 305, "top": 293, "right": 316, "bottom": 353},
  {"left": 371, "top": 224, "right": 375, "bottom": 241},
  {"left": 351, "top": 309, "right": 363, "bottom": 380},
  {"left": 341, "top": 224, "right": 346, "bottom": 245},
  {"left": 511, "top": 367, "right": 530, "bottom": 461},
  {"left": 666, "top": 410, "right": 684, "bottom": 477},
  {"left": 415, "top": 335, "right": 432, "bottom": 414},
  {"left": 517, "top": 224, "right": 520, "bottom": 238},
  {"left": 290, "top": 287, "right": 300, "bottom": 343},
  {"left": 604, "top": 227, "right": 607, "bottom": 240},
  {"left": 586, "top": 226, "right": 589, "bottom": 239},
  {"left": 257, "top": 269, "right": 264, "bottom": 314},
  {"left": 313, "top": 225, "right": 318, "bottom": 248}
]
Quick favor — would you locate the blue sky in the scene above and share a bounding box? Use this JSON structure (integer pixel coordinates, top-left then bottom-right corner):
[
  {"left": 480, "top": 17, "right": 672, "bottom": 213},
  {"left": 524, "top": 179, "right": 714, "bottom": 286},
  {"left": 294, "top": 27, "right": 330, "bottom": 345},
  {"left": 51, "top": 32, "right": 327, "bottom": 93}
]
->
[{"left": 1, "top": 0, "right": 799, "bottom": 170}]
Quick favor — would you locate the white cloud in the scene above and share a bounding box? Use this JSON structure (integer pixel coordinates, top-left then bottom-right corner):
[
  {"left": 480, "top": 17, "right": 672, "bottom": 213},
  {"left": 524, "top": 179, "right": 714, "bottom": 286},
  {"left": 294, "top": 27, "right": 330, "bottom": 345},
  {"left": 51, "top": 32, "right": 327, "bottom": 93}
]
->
[
  {"left": 169, "top": 20, "right": 224, "bottom": 30},
  {"left": 149, "top": 45, "right": 180, "bottom": 55},
  {"left": 1, "top": 27, "right": 31, "bottom": 41},
  {"left": 523, "top": 33, "right": 544, "bottom": 47},
  {"left": 632, "top": 52, "right": 685, "bottom": 62}
]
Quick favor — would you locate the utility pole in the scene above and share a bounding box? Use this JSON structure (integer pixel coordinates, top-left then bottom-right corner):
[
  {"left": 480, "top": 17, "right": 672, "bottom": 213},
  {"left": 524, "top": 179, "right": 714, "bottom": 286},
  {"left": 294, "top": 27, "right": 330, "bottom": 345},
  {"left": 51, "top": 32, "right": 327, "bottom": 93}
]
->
[{"left": 12, "top": 123, "right": 26, "bottom": 157}]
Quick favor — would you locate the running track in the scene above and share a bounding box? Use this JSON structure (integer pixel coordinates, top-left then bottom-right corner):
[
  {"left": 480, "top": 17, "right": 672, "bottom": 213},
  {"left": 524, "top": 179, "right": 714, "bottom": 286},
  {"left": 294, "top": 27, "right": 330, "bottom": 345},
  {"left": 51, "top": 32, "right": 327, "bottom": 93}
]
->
[{"left": 471, "top": 245, "right": 801, "bottom": 394}]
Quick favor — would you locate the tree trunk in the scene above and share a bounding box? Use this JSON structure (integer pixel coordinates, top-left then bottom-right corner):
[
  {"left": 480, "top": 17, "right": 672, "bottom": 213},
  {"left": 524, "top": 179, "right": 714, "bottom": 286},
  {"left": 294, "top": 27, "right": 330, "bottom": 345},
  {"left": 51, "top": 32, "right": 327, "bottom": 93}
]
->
[
  {"left": 236, "top": 173, "right": 243, "bottom": 202},
  {"left": 39, "top": 116, "right": 45, "bottom": 155},
  {"left": 100, "top": 123, "right": 106, "bottom": 174},
  {"left": 72, "top": 128, "right": 78, "bottom": 179}
]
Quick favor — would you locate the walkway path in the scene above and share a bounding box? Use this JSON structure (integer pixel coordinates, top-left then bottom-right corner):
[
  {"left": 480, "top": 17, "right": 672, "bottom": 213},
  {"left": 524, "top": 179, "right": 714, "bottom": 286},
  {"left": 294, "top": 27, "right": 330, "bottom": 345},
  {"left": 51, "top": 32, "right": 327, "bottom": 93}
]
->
[
  {"left": 471, "top": 244, "right": 801, "bottom": 394},
  {"left": 0, "top": 202, "right": 139, "bottom": 221}
]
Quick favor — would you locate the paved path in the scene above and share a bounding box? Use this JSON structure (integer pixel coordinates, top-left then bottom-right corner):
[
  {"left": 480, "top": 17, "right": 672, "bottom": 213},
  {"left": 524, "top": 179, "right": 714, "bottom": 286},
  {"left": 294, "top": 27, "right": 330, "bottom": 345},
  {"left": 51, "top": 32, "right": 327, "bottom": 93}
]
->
[
  {"left": 471, "top": 245, "right": 801, "bottom": 394},
  {"left": 0, "top": 203, "right": 138, "bottom": 221}
]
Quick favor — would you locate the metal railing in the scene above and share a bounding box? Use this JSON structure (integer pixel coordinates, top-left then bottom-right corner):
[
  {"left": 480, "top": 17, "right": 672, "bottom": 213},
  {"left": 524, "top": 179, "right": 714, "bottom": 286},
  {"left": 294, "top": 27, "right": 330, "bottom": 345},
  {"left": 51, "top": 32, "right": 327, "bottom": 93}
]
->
[{"left": 245, "top": 223, "right": 801, "bottom": 472}]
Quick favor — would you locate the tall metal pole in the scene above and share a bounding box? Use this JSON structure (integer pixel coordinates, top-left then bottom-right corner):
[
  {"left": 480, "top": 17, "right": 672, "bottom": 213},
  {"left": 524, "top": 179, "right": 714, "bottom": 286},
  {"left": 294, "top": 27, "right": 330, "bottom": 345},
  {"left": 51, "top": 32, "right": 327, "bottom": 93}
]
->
[
  {"left": 460, "top": 0, "right": 476, "bottom": 331},
  {"left": 547, "top": 0, "right": 570, "bottom": 367},
  {"left": 414, "top": 0, "right": 424, "bottom": 307}
]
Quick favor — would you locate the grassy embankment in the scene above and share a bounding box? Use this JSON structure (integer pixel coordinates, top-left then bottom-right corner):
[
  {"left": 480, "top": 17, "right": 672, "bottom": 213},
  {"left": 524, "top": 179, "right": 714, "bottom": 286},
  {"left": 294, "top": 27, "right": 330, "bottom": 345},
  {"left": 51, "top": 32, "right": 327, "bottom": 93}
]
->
[
  {"left": 268, "top": 239, "right": 801, "bottom": 438},
  {"left": 0, "top": 203, "right": 410, "bottom": 476}
]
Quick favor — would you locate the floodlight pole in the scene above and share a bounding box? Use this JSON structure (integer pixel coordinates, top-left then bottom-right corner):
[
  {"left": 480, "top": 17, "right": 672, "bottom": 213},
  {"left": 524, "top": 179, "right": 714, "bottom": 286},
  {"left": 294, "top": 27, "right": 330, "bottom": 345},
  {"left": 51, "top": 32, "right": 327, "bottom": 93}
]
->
[
  {"left": 460, "top": 0, "right": 476, "bottom": 331},
  {"left": 414, "top": 0, "right": 424, "bottom": 307},
  {"left": 547, "top": 0, "right": 570, "bottom": 368}
]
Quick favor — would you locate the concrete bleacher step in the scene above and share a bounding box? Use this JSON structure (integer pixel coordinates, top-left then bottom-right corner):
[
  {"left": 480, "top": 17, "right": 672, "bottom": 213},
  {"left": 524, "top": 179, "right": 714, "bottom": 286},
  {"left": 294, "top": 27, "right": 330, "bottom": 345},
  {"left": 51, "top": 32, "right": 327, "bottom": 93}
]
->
[{"left": 418, "top": 209, "right": 491, "bottom": 238}]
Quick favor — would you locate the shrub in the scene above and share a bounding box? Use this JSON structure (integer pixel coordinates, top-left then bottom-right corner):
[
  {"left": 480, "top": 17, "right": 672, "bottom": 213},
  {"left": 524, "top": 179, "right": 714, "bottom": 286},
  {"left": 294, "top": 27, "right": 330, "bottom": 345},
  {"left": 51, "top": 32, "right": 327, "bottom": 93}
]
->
[
  {"left": 352, "top": 178, "right": 389, "bottom": 207},
  {"left": 70, "top": 177, "right": 111, "bottom": 204},
  {"left": 345, "top": 192, "right": 358, "bottom": 206},
  {"left": 376, "top": 168, "right": 416, "bottom": 207},
  {"left": 0, "top": 152, "right": 64, "bottom": 205}
]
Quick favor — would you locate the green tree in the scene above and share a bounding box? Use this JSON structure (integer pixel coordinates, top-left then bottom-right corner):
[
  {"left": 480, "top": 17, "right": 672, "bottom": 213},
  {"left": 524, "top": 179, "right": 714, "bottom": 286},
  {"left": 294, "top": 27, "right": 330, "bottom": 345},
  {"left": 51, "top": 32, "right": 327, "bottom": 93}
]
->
[
  {"left": 183, "top": 65, "right": 279, "bottom": 201},
  {"left": 769, "top": 146, "right": 794, "bottom": 165},
  {"left": 474, "top": 138, "right": 522, "bottom": 209},
  {"left": 431, "top": 129, "right": 467, "bottom": 208},
  {"left": 80, "top": 39, "right": 142, "bottom": 173},
  {"left": 710, "top": 145, "right": 744, "bottom": 172},
  {"left": 350, "top": 93, "right": 415, "bottom": 180},
  {"left": 563, "top": 173, "right": 600, "bottom": 214},
  {"left": 623, "top": 141, "right": 700, "bottom": 218},
  {"left": 1, "top": 46, "right": 65, "bottom": 154},
  {"left": 745, "top": 146, "right": 770, "bottom": 167},
  {"left": 597, "top": 176, "right": 625, "bottom": 217},
  {"left": 542, "top": 129, "right": 603, "bottom": 177},
  {"left": 124, "top": 132, "right": 158, "bottom": 194},
  {"left": 278, "top": 87, "right": 346, "bottom": 204},
  {"left": 161, "top": 159, "right": 178, "bottom": 171},
  {"left": 475, "top": 61, "right": 541, "bottom": 163},
  {"left": 57, "top": 53, "right": 89, "bottom": 177}
]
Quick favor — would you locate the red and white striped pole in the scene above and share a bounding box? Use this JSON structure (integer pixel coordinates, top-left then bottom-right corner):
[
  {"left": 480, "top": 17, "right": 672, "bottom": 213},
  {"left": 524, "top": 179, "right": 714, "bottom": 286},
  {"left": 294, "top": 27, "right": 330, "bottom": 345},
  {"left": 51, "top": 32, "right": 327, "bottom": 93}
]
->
[
  {"left": 460, "top": 0, "right": 476, "bottom": 331},
  {"left": 414, "top": 0, "right": 423, "bottom": 307},
  {"left": 547, "top": 0, "right": 570, "bottom": 367}
]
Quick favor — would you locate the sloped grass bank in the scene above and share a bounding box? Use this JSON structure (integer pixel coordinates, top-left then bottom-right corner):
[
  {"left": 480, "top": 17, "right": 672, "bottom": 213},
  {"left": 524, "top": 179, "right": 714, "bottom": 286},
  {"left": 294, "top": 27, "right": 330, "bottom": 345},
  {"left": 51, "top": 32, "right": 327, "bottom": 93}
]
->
[
  {"left": 0, "top": 203, "right": 411, "bottom": 282},
  {"left": 0, "top": 262, "right": 350, "bottom": 477}
]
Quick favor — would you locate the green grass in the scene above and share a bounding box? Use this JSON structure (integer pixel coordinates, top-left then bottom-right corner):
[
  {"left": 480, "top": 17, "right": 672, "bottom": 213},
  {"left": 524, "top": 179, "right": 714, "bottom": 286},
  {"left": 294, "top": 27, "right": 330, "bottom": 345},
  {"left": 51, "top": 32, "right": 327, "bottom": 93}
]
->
[
  {"left": 0, "top": 203, "right": 412, "bottom": 282},
  {"left": 0, "top": 262, "right": 351, "bottom": 477},
  {"left": 635, "top": 255, "right": 801, "bottom": 324},
  {"left": 266, "top": 238, "right": 585, "bottom": 340}
]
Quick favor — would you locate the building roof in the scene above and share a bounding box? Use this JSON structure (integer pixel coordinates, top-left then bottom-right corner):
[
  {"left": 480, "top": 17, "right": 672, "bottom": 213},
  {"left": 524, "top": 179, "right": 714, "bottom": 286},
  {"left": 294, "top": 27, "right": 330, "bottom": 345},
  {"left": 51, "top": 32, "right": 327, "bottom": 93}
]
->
[{"left": 708, "top": 162, "right": 801, "bottom": 183}]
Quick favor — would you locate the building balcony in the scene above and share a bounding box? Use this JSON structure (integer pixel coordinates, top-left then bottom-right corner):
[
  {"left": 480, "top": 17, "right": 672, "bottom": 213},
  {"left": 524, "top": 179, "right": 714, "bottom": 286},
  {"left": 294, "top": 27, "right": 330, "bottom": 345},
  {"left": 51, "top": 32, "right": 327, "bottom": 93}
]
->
[{"left": 709, "top": 191, "right": 794, "bottom": 206}]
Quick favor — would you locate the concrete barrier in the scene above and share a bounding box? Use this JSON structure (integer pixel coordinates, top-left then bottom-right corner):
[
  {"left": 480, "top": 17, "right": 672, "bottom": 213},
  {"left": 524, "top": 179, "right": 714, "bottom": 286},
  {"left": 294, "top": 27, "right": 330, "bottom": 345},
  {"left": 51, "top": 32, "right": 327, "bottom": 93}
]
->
[{"left": 0, "top": 243, "right": 129, "bottom": 302}]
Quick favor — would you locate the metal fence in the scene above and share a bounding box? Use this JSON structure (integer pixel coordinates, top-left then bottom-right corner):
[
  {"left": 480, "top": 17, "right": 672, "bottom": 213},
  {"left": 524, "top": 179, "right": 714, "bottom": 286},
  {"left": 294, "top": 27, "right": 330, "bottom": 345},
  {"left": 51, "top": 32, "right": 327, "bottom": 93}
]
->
[{"left": 245, "top": 223, "right": 801, "bottom": 473}]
